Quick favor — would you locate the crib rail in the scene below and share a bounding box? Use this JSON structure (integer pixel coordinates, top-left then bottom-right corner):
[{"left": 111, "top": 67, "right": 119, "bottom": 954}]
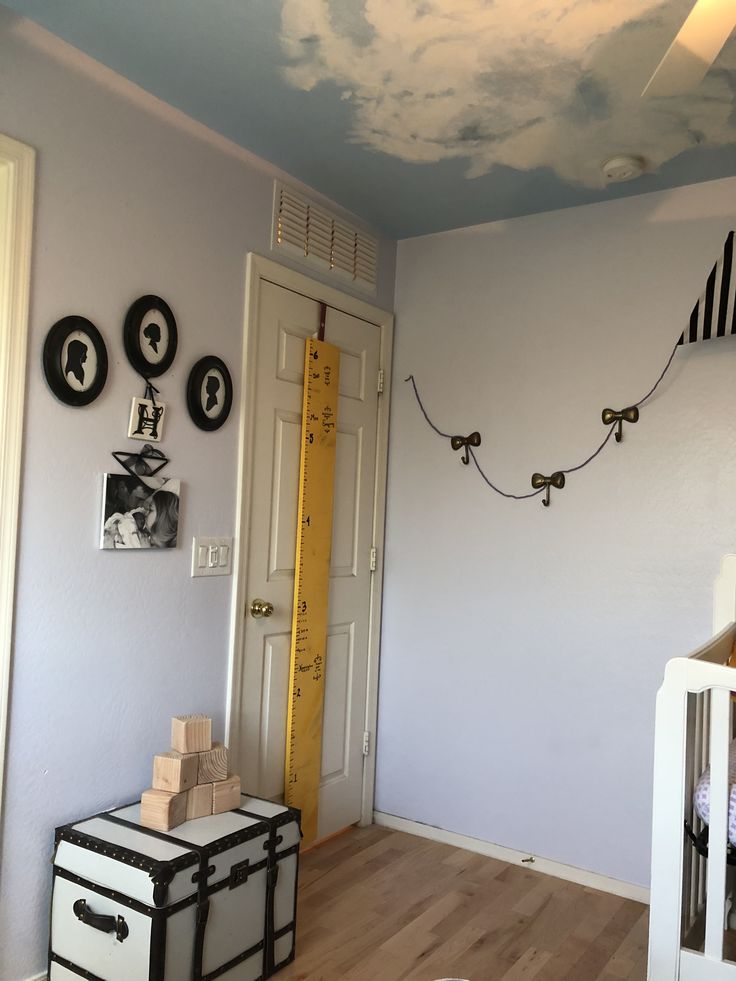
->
[
  {"left": 649, "top": 622, "right": 736, "bottom": 979},
  {"left": 683, "top": 689, "right": 709, "bottom": 941}
]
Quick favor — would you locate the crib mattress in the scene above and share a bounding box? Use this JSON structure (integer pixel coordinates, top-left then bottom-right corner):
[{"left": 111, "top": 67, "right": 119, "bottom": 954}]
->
[{"left": 693, "top": 739, "right": 736, "bottom": 846}]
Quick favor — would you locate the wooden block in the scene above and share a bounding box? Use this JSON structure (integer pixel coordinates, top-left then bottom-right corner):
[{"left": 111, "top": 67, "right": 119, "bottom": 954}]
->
[
  {"left": 212, "top": 774, "right": 241, "bottom": 815},
  {"left": 153, "top": 750, "right": 199, "bottom": 793},
  {"left": 198, "top": 742, "right": 228, "bottom": 784},
  {"left": 186, "top": 783, "right": 213, "bottom": 821},
  {"left": 171, "top": 714, "right": 212, "bottom": 754},
  {"left": 140, "top": 789, "right": 187, "bottom": 832}
]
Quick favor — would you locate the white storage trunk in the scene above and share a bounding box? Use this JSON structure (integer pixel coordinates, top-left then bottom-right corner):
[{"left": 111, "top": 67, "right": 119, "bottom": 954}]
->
[{"left": 49, "top": 794, "right": 301, "bottom": 981}]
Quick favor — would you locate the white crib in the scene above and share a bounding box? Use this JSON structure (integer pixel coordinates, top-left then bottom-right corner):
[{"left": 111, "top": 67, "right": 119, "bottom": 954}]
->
[{"left": 649, "top": 618, "right": 736, "bottom": 979}]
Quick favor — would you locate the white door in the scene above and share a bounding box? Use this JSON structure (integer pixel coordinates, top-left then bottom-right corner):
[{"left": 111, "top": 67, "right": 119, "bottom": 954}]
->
[{"left": 236, "top": 279, "right": 381, "bottom": 840}]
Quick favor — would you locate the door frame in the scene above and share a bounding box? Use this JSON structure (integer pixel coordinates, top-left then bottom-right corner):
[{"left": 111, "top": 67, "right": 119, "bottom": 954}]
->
[
  {"left": 226, "top": 253, "right": 394, "bottom": 827},
  {"left": 0, "top": 133, "right": 35, "bottom": 818}
]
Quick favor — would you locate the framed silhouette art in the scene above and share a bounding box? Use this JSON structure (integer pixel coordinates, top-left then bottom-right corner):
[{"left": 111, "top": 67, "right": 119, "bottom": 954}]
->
[
  {"left": 186, "top": 356, "right": 233, "bottom": 431},
  {"left": 123, "top": 294, "right": 178, "bottom": 378},
  {"left": 42, "top": 315, "right": 109, "bottom": 407}
]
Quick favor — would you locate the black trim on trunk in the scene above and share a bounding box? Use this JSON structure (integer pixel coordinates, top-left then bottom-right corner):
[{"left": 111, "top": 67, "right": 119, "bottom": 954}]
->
[
  {"left": 271, "top": 845, "right": 299, "bottom": 972},
  {"left": 202, "top": 939, "right": 265, "bottom": 981},
  {"left": 53, "top": 864, "right": 199, "bottom": 918},
  {"left": 102, "top": 811, "right": 270, "bottom": 860},
  {"left": 50, "top": 952, "right": 107, "bottom": 980},
  {"left": 235, "top": 802, "right": 300, "bottom": 976},
  {"left": 55, "top": 825, "right": 197, "bottom": 881},
  {"left": 207, "top": 857, "right": 269, "bottom": 896},
  {"left": 193, "top": 894, "right": 210, "bottom": 981},
  {"left": 235, "top": 804, "right": 301, "bottom": 834},
  {"left": 149, "top": 908, "right": 168, "bottom": 981}
]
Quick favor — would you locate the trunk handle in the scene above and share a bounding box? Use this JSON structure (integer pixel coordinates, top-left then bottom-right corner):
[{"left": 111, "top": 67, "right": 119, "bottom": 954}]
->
[{"left": 73, "top": 898, "right": 129, "bottom": 943}]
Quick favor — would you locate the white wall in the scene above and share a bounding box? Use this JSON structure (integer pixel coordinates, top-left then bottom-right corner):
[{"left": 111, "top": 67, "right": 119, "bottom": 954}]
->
[
  {"left": 0, "top": 9, "right": 395, "bottom": 979},
  {"left": 378, "top": 176, "right": 736, "bottom": 890}
]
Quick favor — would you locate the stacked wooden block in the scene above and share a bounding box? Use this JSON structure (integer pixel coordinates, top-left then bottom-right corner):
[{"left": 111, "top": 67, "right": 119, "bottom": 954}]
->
[{"left": 141, "top": 715, "right": 242, "bottom": 832}]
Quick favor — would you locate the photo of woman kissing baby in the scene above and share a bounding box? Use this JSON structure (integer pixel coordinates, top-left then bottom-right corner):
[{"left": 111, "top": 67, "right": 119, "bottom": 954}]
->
[{"left": 100, "top": 474, "right": 180, "bottom": 550}]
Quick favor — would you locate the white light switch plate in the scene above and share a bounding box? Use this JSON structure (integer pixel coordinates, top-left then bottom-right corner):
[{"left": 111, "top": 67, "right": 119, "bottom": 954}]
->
[{"left": 191, "top": 537, "right": 233, "bottom": 577}]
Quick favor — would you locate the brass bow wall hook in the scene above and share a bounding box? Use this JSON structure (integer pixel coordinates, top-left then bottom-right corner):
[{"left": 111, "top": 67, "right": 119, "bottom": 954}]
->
[
  {"left": 601, "top": 406, "right": 639, "bottom": 442},
  {"left": 531, "top": 471, "right": 565, "bottom": 507},
  {"left": 451, "top": 431, "right": 481, "bottom": 465},
  {"left": 405, "top": 321, "right": 685, "bottom": 504}
]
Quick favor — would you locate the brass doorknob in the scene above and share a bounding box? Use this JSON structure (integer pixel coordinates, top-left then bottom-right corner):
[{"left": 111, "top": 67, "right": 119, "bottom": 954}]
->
[{"left": 250, "top": 599, "right": 274, "bottom": 619}]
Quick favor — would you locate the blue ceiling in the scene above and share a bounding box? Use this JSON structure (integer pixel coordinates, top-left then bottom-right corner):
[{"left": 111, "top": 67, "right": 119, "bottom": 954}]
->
[{"left": 4, "top": 0, "right": 736, "bottom": 238}]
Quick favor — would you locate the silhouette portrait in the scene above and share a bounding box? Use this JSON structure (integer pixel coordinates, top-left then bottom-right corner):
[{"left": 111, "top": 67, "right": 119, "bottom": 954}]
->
[
  {"left": 143, "top": 321, "right": 161, "bottom": 354},
  {"left": 205, "top": 374, "right": 221, "bottom": 412},
  {"left": 64, "top": 338, "right": 88, "bottom": 387}
]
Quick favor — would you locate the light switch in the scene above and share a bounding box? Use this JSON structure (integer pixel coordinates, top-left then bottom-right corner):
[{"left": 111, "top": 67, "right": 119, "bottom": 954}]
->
[{"left": 191, "top": 537, "right": 233, "bottom": 577}]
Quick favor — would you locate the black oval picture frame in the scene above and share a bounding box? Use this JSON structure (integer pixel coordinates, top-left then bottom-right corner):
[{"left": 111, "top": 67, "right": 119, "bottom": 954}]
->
[
  {"left": 187, "top": 356, "right": 233, "bottom": 431},
  {"left": 123, "top": 294, "right": 178, "bottom": 378},
  {"left": 42, "top": 315, "right": 108, "bottom": 407}
]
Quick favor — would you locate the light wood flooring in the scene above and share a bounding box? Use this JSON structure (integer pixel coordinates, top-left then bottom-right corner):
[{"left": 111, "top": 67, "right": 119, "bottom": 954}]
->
[{"left": 278, "top": 825, "right": 649, "bottom": 981}]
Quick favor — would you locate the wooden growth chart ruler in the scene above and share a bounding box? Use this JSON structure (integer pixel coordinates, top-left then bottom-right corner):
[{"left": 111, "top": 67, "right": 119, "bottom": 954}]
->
[{"left": 285, "top": 335, "right": 340, "bottom": 844}]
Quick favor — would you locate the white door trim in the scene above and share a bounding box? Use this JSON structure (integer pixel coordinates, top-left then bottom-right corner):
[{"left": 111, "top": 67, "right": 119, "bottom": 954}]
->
[
  {"left": 226, "top": 253, "right": 394, "bottom": 827},
  {"left": 0, "top": 133, "right": 35, "bottom": 818}
]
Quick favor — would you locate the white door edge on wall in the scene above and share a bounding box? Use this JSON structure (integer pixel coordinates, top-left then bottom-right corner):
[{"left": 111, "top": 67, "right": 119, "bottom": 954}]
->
[
  {"left": 226, "top": 253, "right": 394, "bottom": 827},
  {"left": 0, "top": 133, "right": 35, "bottom": 821}
]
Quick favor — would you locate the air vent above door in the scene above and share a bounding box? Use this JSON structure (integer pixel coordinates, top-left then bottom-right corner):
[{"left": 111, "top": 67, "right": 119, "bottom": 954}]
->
[{"left": 272, "top": 183, "right": 378, "bottom": 294}]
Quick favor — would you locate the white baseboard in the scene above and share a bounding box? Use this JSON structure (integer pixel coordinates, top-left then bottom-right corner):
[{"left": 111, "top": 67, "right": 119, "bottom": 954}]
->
[
  {"left": 26, "top": 973, "right": 46, "bottom": 981},
  {"left": 373, "top": 811, "right": 650, "bottom": 906}
]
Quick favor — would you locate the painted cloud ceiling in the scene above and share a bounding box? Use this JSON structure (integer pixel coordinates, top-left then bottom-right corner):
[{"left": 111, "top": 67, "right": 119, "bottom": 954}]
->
[
  {"left": 280, "top": 0, "right": 736, "bottom": 188},
  {"left": 3, "top": 0, "right": 736, "bottom": 235}
]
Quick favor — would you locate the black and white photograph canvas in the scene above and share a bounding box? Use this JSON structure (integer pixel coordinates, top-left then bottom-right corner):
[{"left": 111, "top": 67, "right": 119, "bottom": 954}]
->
[
  {"left": 100, "top": 474, "right": 180, "bottom": 549},
  {"left": 127, "top": 396, "right": 166, "bottom": 442}
]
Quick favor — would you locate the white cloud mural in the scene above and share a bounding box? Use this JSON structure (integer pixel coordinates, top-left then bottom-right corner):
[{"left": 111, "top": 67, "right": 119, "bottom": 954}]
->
[{"left": 280, "top": 0, "right": 736, "bottom": 186}]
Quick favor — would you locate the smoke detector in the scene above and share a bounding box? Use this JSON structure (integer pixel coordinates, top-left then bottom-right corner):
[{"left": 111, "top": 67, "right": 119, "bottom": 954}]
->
[{"left": 601, "top": 154, "right": 647, "bottom": 183}]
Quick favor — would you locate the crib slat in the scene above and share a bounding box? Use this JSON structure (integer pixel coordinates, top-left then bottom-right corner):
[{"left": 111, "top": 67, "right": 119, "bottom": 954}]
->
[
  {"left": 705, "top": 687, "right": 730, "bottom": 959},
  {"left": 700, "top": 692, "right": 712, "bottom": 912},
  {"left": 694, "top": 692, "right": 708, "bottom": 916},
  {"left": 693, "top": 694, "right": 705, "bottom": 920},
  {"left": 683, "top": 693, "right": 697, "bottom": 931}
]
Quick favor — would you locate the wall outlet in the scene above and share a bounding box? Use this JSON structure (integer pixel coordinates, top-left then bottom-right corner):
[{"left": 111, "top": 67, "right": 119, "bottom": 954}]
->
[{"left": 191, "top": 537, "right": 233, "bottom": 577}]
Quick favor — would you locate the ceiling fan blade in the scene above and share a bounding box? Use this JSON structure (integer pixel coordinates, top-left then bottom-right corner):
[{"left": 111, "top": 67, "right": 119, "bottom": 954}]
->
[{"left": 642, "top": 0, "right": 736, "bottom": 98}]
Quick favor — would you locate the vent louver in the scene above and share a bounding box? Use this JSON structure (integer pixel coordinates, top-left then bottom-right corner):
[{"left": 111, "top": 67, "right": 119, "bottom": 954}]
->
[{"left": 273, "top": 183, "right": 377, "bottom": 293}]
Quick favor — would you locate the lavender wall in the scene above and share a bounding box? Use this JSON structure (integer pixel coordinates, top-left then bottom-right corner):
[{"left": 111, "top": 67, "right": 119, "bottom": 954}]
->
[
  {"left": 378, "top": 176, "right": 736, "bottom": 890},
  {"left": 0, "top": 9, "right": 395, "bottom": 979}
]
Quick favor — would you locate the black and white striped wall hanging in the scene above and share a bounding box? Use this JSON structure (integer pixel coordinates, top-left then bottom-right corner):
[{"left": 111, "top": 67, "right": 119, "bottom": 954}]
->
[
  {"left": 679, "top": 232, "right": 735, "bottom": 347},
  {"left": 408, "top": 231, "right": 736, "bottom": 507}
]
